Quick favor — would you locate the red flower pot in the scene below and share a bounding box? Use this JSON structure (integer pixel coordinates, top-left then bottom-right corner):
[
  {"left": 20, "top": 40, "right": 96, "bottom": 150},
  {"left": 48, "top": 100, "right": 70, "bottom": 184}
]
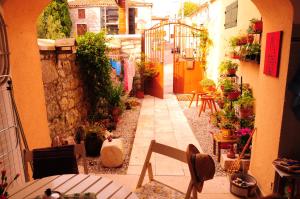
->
[
  {"left": 237, "top": 36, "right": 247, "bottom": 45},
  {"left": 253, "top": 21, "right": 263, "bottom": 33},
  {"left": 227, "top": 90, "right": 240, "bottom": 100},
  {"left": 239, "top": 107, "right": 254, "bottom": 119},
  {"left": 136, "top": 90, "right": 144, "bottom": 99},
  {"left": 227, "top": 69, "right": 237, "bottom": 75},
  {"left": 247, "top": 35, "right": 254, "bottom": 43}
]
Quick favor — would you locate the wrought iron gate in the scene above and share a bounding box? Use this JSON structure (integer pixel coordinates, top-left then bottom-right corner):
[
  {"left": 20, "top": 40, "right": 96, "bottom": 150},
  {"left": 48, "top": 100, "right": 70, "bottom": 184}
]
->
[{"left": 142, "top": 22, "right": 206, "bottom": 97}]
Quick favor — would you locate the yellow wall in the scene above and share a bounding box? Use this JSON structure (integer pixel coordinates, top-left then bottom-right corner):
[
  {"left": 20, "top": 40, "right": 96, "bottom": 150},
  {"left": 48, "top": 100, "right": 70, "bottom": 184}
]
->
[
  {"left": 203, "top": 0, "right": 294, "bottom": 195},
  {"left": 1, "top": 0, "right": 51, "bottom": 149}
]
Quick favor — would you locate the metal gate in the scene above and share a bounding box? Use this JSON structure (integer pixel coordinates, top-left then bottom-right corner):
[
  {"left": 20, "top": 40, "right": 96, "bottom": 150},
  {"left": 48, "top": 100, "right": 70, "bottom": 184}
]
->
[{"left": 142, "top": 22, "right": 206, "bottom": 97}]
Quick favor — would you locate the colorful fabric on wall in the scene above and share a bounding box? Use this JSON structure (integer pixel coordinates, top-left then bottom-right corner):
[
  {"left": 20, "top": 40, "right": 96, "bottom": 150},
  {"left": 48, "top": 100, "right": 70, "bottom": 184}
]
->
[
  {"left": 123, "top": 59, "right": 135, "bottom": 92},
  {"left": 110, "top": 59, "right": 121, "bottom": 76}
]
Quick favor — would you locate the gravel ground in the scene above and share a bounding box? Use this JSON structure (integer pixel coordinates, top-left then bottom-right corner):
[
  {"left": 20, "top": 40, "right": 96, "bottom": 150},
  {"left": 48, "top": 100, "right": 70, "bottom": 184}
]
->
[
  {"left": 178, "top": 100, "right": 227, "bottom": 176},
  {"left": 80, "top": 98, "right": 141, "bottom": 174}
]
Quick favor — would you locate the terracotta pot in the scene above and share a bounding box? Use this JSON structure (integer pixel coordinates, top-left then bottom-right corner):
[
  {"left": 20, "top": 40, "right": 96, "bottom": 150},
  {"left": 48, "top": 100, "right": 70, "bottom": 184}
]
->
[
  {"left": 253, "top": 21, "right": 263, "bottom": 33},
  {"left": 136, "top": 90, "right": 144, "bottom": 99},
  {"left": 237, "top": 36, "right": 247, "bottom": 45},
  {"left": 227, "top": 69, "right": 237, "bottom": 75},
  {"left": 221, "top": 128, "right": 232, "bottom": 139},
  {"left": 227, "top": 90, "right": 240, "bottom": 100}
]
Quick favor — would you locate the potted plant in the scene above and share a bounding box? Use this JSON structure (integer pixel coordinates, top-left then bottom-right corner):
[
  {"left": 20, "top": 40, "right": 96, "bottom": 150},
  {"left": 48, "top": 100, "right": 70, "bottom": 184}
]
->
[
  {"left": 245, "top": 43, "right": 261, "bottom": 63},
  {"left": 235, "top": 91, "right": 255, "bottom": 119},
  {"left": 236, "top": 128, "right": 252, "bottom": 156},
  {"left": 109, "top": 84, "right": 123, "bottom": 123},
  {"left": 247, "top": 34, "right": 254, "bottom": 44},
  {"left": 237, "top": 35, "right": 248, "bottom": 46},
  {"left": 220, "top": 119, "right": 236, "bottom": 139},
  {"left": 200, "top": 78, "right": 216, "bottom": 93},
  {"left": 136, "top": 54, "right": 158, "bottom": 95},
  {"left": 222, "top": 80, "right": 240, "bottom": 100},
  {"left": 84, "top": 123, "right": 105, "bottom": 157},
  {"left": 219, "top": 60, "right": 239, "bottom": 75},
  {"left": 249, "top": 18, "right": 263, "bottom": 33}
]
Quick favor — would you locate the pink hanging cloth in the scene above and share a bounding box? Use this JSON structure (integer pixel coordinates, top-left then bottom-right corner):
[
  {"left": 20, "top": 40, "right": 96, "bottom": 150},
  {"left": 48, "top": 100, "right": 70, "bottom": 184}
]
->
[{"left": 123, "top": 59, "right": 135, "bottom": 92}]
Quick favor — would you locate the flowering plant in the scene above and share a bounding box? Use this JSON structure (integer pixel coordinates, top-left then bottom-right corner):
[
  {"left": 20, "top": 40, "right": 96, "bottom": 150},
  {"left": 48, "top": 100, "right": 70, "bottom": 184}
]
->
[
  {"left": 0, "top": 162, "right": 20, "bottom": 199},
  {"left": 236, "top": 128, "right": 252, "bottom": 154}
]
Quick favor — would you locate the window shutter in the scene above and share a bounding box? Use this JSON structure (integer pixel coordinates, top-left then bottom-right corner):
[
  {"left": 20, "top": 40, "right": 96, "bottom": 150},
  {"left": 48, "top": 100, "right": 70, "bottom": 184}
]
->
[
  {"left": 128, "top": 8, "right": 135, "bottom": 34},
  {"left": 77, "top": 24, "right": 87, "bottom": 35},
  {"left": 78, "top": 9, "right": 85, "bottom": 19},
  {"left": 224, "top": 1, "right": 238, "bottom": 29}
]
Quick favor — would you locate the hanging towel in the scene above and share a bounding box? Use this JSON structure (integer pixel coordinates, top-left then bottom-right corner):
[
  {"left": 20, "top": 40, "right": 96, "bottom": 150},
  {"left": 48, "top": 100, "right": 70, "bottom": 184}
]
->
[
  {"left": 32, "top": 145, "right": 78, "bottom": 179},
  {"left": 123, "top": 59, "right": 129, "bottom": 91},
  {"left": 110, "top": 59, "right": 121, "bottom": 76}
]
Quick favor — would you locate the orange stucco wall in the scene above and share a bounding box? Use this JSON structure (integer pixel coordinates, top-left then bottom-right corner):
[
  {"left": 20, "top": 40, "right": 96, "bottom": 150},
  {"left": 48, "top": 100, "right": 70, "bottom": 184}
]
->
[
  {"left": 247, "top": 0, "right": 293, "bottom": 195},
  {"left": 1, "top": 0, "right": 51, "bottom": 149}
]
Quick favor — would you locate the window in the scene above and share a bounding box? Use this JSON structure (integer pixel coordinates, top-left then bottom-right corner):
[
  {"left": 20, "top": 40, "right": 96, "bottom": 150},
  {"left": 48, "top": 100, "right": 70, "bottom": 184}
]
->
[
  {"left": 77, "top": 24, "right": 87, "bottom": 35},
  {"left": 78, "top": 9, "right": 85, "bottom": 19},
  {"left": 101, "top": 7, "right": 119, "bottom": 34},
  {"left": 224, "top": 1, "right": 238, "bottom": 29}
]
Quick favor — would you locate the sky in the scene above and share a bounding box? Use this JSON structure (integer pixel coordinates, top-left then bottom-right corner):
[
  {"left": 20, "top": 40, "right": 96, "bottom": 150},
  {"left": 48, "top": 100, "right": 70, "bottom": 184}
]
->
[{"left": 149, "top": 0, "right": 202, "bottom": 18}]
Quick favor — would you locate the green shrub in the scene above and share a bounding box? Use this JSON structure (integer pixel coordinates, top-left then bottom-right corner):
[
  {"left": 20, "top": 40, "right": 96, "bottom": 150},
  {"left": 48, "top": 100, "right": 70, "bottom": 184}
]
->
[{"left": 77, "top": 32, "right": 112, "bottom": 118}]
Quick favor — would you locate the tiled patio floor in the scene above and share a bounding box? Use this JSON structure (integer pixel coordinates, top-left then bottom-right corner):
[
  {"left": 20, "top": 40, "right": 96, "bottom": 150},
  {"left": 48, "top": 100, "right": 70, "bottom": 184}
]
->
[{"left": 127, "top": 94, "right": 203, "bottom": 176}]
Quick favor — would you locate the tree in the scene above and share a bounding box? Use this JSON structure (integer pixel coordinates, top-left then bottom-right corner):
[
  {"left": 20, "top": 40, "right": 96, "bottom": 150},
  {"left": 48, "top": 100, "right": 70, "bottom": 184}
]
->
[
  {"left": 179, "top": 1, "right": 200, "bottom": 17},
  {"left": 37, "top": 0, "right": 72, "bottom": 39}
]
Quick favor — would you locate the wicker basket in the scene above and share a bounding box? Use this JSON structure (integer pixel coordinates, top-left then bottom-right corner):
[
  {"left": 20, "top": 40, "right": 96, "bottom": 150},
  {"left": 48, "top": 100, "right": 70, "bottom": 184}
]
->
[{"left": 230, "top": 173, "right": 257, "bottom": 197}]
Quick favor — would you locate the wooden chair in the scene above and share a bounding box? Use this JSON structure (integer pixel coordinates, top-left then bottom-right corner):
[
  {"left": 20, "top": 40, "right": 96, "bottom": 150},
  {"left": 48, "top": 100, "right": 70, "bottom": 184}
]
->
[
  {"left": 23, "top": 143, "right": 88, "bottom": 182},
  {"left": 136, "top": 140, "right": 199, "bottom": 199}
]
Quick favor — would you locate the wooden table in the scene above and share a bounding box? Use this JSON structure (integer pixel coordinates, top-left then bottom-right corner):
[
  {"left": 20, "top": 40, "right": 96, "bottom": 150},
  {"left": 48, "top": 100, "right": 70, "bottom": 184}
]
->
[
  {"left": 8, "top": 174, "right": 138, "bottom": 199},
  {"left": 212, "top": 133, "right": 238, "bottom": 162}
]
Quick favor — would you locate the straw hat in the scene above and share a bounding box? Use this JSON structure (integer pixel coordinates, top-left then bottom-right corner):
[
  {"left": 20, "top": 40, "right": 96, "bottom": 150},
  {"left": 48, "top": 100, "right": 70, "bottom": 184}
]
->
[{"left": 186, "top": 144, "right": 215, "bottom": 192}]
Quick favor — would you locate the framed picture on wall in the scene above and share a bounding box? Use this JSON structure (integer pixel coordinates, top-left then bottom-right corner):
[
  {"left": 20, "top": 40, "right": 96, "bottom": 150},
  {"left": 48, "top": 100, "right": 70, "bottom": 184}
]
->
[{"left": 263, "top": 31, "right": 283, "bottom": 77}]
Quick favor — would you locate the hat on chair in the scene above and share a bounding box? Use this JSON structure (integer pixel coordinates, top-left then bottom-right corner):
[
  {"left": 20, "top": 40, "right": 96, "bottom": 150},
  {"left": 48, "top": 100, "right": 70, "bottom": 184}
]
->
[{"left": 186, "top": 144, "right": 215, "bottom": 192}]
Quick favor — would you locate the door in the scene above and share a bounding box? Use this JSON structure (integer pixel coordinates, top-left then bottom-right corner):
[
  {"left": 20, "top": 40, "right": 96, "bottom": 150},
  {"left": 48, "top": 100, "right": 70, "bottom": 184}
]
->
[
  {"left": 143, "top": 23, "right": 165, "bottom": 98},
  {"left": 173, "top": 23, "right": 205, "bottom": 94}
]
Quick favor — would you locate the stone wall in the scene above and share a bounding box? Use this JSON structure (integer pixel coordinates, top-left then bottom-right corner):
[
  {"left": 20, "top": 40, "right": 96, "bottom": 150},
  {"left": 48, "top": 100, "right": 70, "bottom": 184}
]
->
[
  {"left": 39, "top": 39, "right": 87, "bottom": 139},
  {"left": 108, "top": 34, "right": 142, "bottom": 59}
]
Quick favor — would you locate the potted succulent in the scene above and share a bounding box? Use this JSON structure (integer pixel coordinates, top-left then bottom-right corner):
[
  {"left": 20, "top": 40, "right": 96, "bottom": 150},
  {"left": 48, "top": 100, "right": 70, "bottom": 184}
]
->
[
  {"left": 235, "top": 91, "right": 255, "bottom": 119},
  {"left": 200, "top": 78, "right": 216, "bottom": 93},
  {"left": 219, "top": 60, "right": 239, "bottom": 75}
]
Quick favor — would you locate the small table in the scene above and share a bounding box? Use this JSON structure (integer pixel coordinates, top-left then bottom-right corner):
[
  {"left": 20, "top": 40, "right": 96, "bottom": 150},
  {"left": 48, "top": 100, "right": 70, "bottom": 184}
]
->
[
  {"left": 8, "top": 174, "right": 138, "bottom": 199},
  {"left": 212, "top": 133, "right": 239, "bottom": 162}
]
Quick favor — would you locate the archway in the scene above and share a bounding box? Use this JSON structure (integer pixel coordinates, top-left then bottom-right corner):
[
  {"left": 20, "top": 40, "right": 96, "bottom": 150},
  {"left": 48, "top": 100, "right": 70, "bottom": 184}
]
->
[{"left": 0, "top": 0, "right": 298, "bottom": 195}]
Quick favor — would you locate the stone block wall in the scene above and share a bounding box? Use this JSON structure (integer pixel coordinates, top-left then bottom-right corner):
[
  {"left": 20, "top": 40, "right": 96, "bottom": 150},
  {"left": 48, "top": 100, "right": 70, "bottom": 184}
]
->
[
  {"left": 108, "top": 34, "right": 142, "bottom": 59},
  {"left": 39, "top": 44, "right": 87, "bottom": 139}
]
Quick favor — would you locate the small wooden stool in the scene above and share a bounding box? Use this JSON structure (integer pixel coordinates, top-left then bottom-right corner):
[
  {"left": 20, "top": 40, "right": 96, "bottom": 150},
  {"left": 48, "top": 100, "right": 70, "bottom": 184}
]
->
[
  {"left": 188, "top": 91, "right": 207, "bottom": 108},
  {"left": 198, "top": 95, "right": 217, "bottom": 116}
]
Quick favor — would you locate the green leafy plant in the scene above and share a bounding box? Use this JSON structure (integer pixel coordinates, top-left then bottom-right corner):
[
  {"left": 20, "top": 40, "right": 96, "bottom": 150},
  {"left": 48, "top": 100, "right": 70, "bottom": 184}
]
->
[
  {"left": 222, "top": 80, "right": 239, "bottom": 92},
  {"left": 235, "top": 95, "right": 255, "bottom": 109},
  {"left": 200, "top": 78, "right": 216, "bottom": 87},
  {"left": 37, "top": 0, "right": 72, "bottom": 39},
  {"left": 219, "top": 60, "right": 239, "bottom": 74},
  {"left": 77, "top": 32, "right": 112, "bottom": 119},
  {"left": 179, "top": 1, "right": 200, "bottom": 17},
  {"left": 109, "top": 84, "right": 124, "bottom": 108}
]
